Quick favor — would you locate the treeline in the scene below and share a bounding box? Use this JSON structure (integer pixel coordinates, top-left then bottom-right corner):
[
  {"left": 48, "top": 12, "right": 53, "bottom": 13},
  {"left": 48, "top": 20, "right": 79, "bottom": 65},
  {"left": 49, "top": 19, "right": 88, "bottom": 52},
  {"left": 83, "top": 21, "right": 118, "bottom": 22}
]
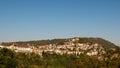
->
[
  {"left": 2, "top": 39, "right": 67, "bottom": 46},
  {"left": 2, "top": 38, "right": 117, "bottom": 47},
  {"left": 0, "top": 48, "right": 120, "bottom": 68}
]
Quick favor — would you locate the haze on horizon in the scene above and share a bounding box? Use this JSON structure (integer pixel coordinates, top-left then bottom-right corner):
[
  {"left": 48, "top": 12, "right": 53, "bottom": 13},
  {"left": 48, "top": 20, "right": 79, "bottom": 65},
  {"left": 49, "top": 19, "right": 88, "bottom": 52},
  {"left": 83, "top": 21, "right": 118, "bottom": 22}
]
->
[{"left": 0, "top": 0, "right": 120, "bottom": 46}]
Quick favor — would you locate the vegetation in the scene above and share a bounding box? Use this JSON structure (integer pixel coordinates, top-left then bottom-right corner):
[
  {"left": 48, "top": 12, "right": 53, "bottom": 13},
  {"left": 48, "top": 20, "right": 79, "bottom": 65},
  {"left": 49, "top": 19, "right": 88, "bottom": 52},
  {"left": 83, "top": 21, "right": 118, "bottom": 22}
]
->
[
  {"left": 2, "top": 39, "right": 67, "bottom": 46},
  {"left": 0, "top": 48, "right": 120, "bottom": 68},
  {"left": 77, "top": 38, "right": 117, "bottom": 48},
  {"left": 2, "top": 37, "right": 117, "bottom": 47}
]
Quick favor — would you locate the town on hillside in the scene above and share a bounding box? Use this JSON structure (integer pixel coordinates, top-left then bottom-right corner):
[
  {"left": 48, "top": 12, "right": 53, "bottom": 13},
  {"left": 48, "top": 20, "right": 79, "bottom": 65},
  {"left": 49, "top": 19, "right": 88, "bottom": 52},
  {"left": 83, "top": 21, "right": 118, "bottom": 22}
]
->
[{"left": 0, "top": 37, "right": 119, "bottom": 60}]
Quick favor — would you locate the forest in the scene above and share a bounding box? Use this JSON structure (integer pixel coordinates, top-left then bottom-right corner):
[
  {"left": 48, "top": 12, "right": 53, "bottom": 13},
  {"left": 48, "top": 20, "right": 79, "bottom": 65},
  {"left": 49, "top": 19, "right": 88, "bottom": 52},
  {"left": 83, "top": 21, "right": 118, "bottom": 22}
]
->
[{"left": 0, "top": 48, "right": 120, "bottom": 68}]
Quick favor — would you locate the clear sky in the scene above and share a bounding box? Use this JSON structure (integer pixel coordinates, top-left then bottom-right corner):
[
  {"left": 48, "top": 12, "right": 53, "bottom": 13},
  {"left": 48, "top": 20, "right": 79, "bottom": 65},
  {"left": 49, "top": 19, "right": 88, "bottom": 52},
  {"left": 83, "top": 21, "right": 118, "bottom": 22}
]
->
[{"left": 0, "top": 0, "right": 120, "bottom": 46}]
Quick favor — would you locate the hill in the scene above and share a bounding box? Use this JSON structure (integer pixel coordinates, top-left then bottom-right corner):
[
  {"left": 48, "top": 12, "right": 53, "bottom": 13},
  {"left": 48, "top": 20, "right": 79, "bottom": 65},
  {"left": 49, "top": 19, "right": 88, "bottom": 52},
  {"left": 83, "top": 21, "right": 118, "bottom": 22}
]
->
[
  {"left": 2, "top": 37, "right": 119, "bottom": 49},
  {"left": 1, "top": 37, "right": 120, "bottom": 68}
]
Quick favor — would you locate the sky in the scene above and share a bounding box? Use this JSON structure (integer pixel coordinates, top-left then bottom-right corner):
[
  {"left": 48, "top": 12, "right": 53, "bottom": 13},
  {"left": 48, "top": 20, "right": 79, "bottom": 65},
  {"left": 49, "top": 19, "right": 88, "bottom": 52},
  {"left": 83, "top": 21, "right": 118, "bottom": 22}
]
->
[{"left": 0, "top": 0, "right": 120, "bottom": 46}]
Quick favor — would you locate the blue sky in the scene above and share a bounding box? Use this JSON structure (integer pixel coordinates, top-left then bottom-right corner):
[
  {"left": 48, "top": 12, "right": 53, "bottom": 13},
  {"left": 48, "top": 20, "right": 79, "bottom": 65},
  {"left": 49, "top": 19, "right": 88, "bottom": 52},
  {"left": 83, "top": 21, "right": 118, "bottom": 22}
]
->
[{"left": 0, "top": 0, "right": 120, "bottom": 45}]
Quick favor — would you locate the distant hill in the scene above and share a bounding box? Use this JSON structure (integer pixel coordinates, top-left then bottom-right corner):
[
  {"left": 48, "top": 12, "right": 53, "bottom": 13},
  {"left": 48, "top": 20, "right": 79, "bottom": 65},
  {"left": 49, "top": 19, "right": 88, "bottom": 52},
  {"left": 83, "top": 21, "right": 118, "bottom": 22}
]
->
[
  {"left": 1, "top": 37, "right": 119, "bottom": 50},
  {"left": 2, "top": 39, "right": 67, "bottom": 46},
  {"left": 1, "top": 37, "right": 118, "bottom": 46},
  {"left": 77, "top": 38, "right": 118, "bottom": 48},
  {"left": 76, "top": 37, "right": 120, "bottom": 53}
]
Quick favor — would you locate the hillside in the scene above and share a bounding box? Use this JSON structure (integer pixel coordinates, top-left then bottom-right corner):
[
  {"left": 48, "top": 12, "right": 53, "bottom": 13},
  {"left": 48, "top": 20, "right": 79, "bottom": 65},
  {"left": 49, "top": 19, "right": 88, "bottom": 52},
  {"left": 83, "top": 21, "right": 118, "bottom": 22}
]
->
[
  {"left": 0, "top": 37, "right": 120, "bottom": 68},
  {"left": 1, "top": 37, "right": 120, "bottom": 56},
  {"left": 2, "top": 37, "right": 119, "bottom": 49}
]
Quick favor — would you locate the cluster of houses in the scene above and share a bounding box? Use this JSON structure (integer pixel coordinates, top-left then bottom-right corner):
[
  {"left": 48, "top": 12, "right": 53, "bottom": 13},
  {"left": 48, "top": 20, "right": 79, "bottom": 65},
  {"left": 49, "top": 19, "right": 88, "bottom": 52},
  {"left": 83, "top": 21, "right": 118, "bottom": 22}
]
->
[{"left": 0, "top": 38, "right": 107, "bottom": 58}]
